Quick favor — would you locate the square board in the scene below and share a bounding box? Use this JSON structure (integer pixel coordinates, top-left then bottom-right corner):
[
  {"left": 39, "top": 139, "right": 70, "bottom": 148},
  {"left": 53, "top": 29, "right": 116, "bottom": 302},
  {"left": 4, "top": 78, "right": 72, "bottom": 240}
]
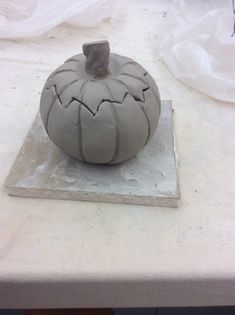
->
[{"left": 5, "top": 101, "right": 180, "bottom": 207}]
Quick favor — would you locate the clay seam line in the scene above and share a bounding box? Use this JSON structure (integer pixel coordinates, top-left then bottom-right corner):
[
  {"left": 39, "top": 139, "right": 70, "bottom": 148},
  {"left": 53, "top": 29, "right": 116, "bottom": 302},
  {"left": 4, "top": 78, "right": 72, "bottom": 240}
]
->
[
  {"left": 103, "top": 82, "right": 119, "bottom": 164},
  {"left": 47, "top": 84, "right": 150, "bottom": 117}
]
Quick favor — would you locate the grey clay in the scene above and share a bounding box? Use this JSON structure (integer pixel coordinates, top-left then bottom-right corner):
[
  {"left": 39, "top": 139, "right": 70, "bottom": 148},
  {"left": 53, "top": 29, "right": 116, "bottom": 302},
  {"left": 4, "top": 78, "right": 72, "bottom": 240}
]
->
[{"left": 40, "top": 40, "right": 161, "bottom": 164}]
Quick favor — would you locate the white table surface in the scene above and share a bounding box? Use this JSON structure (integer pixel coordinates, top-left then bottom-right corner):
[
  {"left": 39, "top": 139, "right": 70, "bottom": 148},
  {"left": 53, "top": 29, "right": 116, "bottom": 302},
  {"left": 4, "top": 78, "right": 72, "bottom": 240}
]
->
[{"left": 0, "top": 0, "right": 235, "bottom": 309}]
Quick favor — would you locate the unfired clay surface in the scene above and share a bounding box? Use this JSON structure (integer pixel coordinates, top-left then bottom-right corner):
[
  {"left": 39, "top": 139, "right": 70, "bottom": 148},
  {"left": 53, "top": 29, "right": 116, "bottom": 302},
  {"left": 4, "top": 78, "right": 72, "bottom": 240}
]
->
[
  {"left": 40, "top": 41, "right": 161, "bottom": 164},
  {"left": 6, "top": 101, "right": 179, "bottom": 207}
]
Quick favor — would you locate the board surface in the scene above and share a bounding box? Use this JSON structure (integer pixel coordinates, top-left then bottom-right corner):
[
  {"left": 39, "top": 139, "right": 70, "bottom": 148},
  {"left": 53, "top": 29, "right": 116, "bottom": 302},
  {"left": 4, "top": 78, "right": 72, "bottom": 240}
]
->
[{"left": 5, "top": 101, "right": 180, "bottom": 207}]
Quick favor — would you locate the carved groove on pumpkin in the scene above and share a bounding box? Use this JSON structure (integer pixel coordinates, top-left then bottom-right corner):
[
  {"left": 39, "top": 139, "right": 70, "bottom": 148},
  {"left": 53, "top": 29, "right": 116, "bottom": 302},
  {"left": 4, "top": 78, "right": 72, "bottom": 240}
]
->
[
  {"left": 107, "top": 102, "right": 119, "bottom": 164},
  {"left": 78, "top": 103, "right": 85, "bottom": 162},
  {"left": 45, "top": 85, "right": 58, "bottom": 134},
  {"left": 45, "top": 83, "right": 151, "bottom": 117},
  {"left": 102, "top": 82, "right": 119, "bottom": 164}
]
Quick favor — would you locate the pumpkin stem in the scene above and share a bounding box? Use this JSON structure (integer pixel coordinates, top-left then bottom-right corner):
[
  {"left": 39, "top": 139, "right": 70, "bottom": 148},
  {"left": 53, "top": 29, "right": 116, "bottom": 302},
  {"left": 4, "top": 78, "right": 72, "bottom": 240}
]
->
[{"left": 83, "top": 40, "right": 110, "bottom": 78}]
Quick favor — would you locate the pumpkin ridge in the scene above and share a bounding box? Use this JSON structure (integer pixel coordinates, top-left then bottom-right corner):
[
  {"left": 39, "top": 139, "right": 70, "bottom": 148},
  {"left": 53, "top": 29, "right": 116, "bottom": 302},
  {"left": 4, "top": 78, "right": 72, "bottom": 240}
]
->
[
  {"left": 111, "top": 79, "right": 140, "bottom": 101},
  {"left": 137, "top": 100, "right": 151, "bottom": 145},
  {"left": 112, "top": 78, "right": 145, "bottom": 102},
  {"left": 107, "top": 102, "right": 119, "bottom": 164},
  {"left": 65, "top": 56, "right": 81, "bottom": 63},
  {"left": 102, "top": 81, "right": 114, "bottom": 101},
  {"left": 51, "top": 82, "right": 95, "bottom": 117},
  {"left": 78, "top": 104, "right": 85, "bottom": 161},
  {"left": 119, "top": 72, "right": 148, "bottom": 86},
  {"left": 79, "top": 80, "right": 87, "bottom": 102},
  {"left": 123, "top": 61, "right": 138, "bottom": 66},
  {"left": 102, "top": 82, "right": 119, "bottom": 164},
  {"left": 94, "top": 92, "right": 131, "bottom": 115},
  {"left": 45, "top": 78, "right": 82, "bottom": 95},
  {"left": 71, "top": 98, "right": 94, "bottom": 116},
  {"left": 45, "top": 85, "right": 58, "bottom": 134},
  {"left": 59, "top": 78, "right": 83, "bottom": 95},
  {"left": 144, "top": 73, "right": 161, "bottom": 104},
  {"left": 49, "top": 68, "right": 78, "bottom": 79},
  {"left": 55, "top": 86, "right": 62, "bottom": 104}
]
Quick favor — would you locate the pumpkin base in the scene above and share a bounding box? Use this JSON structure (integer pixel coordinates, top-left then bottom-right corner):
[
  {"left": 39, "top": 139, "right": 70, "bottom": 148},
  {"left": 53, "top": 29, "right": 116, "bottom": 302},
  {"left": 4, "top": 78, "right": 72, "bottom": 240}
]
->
[{"left": 5, "top": 101, "right": 179, "bottom": 208}]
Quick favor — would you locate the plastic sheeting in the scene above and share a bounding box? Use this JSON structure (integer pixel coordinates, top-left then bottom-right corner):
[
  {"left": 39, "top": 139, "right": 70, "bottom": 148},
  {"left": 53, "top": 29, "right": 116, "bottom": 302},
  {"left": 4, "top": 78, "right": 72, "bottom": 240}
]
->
[
  {"left": 0, "top": 0, "right": 114, "bottom": 38},
  {"left": 1, "top": 0, "right": 234, "bottom": 103},
  {"left": 159, "top": 0, "right": 235, "bottom": 103}
]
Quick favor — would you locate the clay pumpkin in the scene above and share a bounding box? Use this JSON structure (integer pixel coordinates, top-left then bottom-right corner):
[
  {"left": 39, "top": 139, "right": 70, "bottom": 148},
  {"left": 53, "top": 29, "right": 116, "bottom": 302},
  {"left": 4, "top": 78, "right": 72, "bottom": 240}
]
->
[{"left": 40, "top": 41, "right": 161, "bottom": 164}]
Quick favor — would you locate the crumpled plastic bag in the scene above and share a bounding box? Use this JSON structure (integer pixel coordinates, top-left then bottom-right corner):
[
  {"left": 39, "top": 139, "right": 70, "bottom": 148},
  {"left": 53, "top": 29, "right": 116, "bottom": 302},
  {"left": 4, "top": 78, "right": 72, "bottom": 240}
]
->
[
  {"left": 159, "top": 0, "right": 235, "bottom": 103},
  {"left": 0, "top": 0, "right": 114, "bottom": 39}
]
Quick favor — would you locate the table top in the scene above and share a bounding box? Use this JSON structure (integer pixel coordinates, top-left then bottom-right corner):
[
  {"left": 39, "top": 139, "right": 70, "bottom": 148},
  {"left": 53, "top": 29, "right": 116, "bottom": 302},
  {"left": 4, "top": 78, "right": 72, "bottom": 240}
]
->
[{"left": 0, "top": 0, "right": 235, "bottom": 308}]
